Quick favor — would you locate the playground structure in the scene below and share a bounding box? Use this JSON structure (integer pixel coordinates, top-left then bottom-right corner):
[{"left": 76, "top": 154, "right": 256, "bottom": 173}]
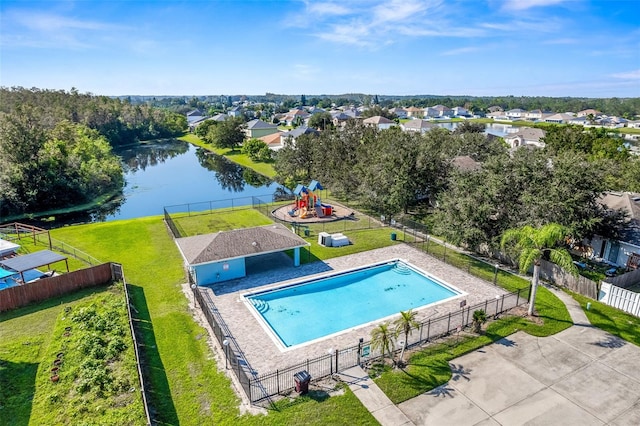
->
[{"left": 288, "top": 180, "right": 333, "bottom": 219}]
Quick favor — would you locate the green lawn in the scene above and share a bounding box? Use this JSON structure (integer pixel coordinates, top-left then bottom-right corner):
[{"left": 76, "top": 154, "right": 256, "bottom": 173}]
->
[
  {"left": 48, "top": 216, "right": 377, "bottom": 425},
  {"left": 570, "top": 293, "right": 640, "bottom": 346},
  {"left": 0, "top": 284, "right": 145, "bottom": 426}
]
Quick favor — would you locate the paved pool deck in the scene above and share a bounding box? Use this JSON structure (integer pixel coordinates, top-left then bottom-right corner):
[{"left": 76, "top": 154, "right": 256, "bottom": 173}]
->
[{"left": 201, "top": 244, "right": 509, "bottom": 376}]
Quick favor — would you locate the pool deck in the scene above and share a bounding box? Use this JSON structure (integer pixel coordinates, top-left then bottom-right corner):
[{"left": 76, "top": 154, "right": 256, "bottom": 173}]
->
[{"left": 201, "top": 244, "right": 509, "bottom": 376}]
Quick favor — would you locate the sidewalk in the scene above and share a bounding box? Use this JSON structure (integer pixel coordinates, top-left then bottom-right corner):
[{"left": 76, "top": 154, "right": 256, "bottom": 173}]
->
[
  {"left": 542, "top": 283, "right": 592, "bottom": 326},
  {"left": 337, "top": 366, "right": 414, "bottom": 426}
]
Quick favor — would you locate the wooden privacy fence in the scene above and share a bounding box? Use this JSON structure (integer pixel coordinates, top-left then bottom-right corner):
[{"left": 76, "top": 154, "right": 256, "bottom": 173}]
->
[
  {"left": 539, "top": 259, "right": 599, "bottom": 299},
  {"left": 0, "top": 263, "right": 113, "bottom": 311},
  {"left": 605, "top": 268, "right": 640, "bottom": 289}
]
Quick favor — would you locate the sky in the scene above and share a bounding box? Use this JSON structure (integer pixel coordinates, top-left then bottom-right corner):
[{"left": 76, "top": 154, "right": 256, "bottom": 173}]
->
[{"left": 1, "top": 0, "right": 639, "bottom": 98}]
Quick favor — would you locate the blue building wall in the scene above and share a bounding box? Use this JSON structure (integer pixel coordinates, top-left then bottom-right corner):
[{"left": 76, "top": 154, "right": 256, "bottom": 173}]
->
[{"left": 193, "top": 257, "right": 245, "bottom": 286}]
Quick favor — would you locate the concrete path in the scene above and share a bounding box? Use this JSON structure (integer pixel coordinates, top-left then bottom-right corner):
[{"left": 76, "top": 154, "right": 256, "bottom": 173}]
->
[
  {"left": 397, "top": 288, "right": 640, "bottom": 425},
  {"left": 337, "top": 366, "right": 414, "bottom": 426}
]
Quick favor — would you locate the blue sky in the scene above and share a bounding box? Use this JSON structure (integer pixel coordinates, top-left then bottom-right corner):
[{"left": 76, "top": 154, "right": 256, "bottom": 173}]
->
[{"left": 1, "top": 0, "right": 639, "bottom": 97}]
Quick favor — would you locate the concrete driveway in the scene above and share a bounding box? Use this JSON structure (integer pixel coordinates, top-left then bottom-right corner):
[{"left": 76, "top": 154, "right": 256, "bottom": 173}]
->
[{"left": 398, "top": 326, "right": 640, "bottom": 425}]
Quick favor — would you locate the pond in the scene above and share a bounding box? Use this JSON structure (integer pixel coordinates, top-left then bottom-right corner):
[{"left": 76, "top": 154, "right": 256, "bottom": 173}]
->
[{"left": 35, "top": 140, "right": 282, "bottom": 225}]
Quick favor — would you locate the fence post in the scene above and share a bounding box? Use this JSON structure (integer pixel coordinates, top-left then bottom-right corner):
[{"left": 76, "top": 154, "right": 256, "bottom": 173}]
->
[
  {"left": 335, "top": 349, "right": 339, "bottom": 372},
  {"left": 277, "top": 369, "right": 280, "bottom": 394},
  {"left": 447, "top": 312, "right": 451, "bottom": 333},
  {"left": 443, "top": 243, "right": 447, "bottom": 263},
  {"left": 426, "top": 319, "right": 431, "bottom": 341}
]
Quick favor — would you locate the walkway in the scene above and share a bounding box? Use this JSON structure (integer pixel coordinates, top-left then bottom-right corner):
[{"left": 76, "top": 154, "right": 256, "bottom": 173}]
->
[
  {"left": 337, "top": 366, "right": 414, "bottom": 426},
  {"left": 344, "top": 285, "right": 640, "bottom": 425}
]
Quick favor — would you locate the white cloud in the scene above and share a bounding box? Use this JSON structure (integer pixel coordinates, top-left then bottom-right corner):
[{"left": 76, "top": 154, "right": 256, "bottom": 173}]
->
[
  {"left": 611, "top": 69, "right": 640, "bottom": 80},
  {"left": 307, "top": 2, "right": 352, "bottom": 16},
  {"left": 501, "top": 0, "right": 568, "bottom": 11},
  {"left": 441, "top": 46, "right": 482, "bottom": 56}
]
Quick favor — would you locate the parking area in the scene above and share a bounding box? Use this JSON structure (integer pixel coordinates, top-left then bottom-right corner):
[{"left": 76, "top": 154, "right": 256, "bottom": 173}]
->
[{"left": 398, "top": 326, "right": 640, "bottom": 425}]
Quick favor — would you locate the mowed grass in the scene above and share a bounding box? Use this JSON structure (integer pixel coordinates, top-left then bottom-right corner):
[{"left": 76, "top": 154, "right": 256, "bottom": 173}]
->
[
  {"left": 0, "top": 285, "right": 145, "bottom": 426},
  {"left": 570, "top": 292, "right": 640, "bottom": 346},
  {"left": 49, "top": 216, "right": 378, "bottom": 425}
]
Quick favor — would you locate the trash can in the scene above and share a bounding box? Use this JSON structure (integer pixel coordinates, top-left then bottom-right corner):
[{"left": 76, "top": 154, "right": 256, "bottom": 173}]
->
[
  {"left": 304, "top": 228, "right": 310, "bottom": 237},
  {"left": 390, "top": 232, "right": 397, "bottom": 241},
  {"left": 294, "top": 370, "right": 311, "bottom": 394}
]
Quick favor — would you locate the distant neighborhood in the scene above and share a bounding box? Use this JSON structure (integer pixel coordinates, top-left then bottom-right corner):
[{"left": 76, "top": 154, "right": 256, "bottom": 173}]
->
[{"left": 185, "top": 102, "right": 640, "bottom": 154}]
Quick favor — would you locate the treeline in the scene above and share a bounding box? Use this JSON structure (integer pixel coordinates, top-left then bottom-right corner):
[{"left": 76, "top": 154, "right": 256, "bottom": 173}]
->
[
  {"left": 0, "top": 87, "right": 188, "bottom": 216},
  {"left": 274, "top": 121, "right": 640, "bottom": 251},
  {"left": 137, "top": 93, "right": 640, "bottom": 118}
]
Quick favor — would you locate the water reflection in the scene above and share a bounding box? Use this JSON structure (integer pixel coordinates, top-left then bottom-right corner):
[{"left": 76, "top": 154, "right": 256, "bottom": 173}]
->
[
  {"left": 117, "top": 139, "right": 190, "bottom": 173},
  {"left": 194, "top": 149, "right": 274, "bottom": 191}
]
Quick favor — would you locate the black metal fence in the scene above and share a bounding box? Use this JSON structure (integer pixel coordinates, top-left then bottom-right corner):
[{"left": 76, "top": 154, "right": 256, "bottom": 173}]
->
[{"left": 194, "top": 273, "right": 524, "bottom": 404}]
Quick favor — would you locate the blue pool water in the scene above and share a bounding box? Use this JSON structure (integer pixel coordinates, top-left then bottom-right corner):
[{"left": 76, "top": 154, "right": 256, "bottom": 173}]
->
[
  {"left": 246, "top": 260, "right": 462, "bottom": 348},
  {"left": 0, "top": 267, "right": 46, "bottom": 290}
]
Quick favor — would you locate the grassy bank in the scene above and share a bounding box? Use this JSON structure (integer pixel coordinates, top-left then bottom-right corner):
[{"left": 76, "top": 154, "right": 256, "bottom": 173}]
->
[
  {"left": 179, "top": 134, "right": 277, "bottom": 179},
  {"left": 570, "top": 293, "right": 640, "bottom": 346},
  {"left": 49, "top": 216, "right": 377, "bottom": 425}
]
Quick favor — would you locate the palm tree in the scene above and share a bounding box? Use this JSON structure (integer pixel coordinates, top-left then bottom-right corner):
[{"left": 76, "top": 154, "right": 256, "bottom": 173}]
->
[
  {"left": 472, "top": 309, "right": 487, "bottom": 333},
  {"left": 501, "top": 223, "right": 578, "bottom": 316},
  {"left": 370, "top": 322, "right": 395, "bottom": 366},
  {"left": 393, "top": 310, "right": 419, "bottom": 365}
]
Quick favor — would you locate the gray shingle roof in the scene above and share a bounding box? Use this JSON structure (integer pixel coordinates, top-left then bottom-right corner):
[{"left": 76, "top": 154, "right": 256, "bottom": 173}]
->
[
  {"left": 246, "top": 119, "right": 278, "bottom": 130},
  {"left": 175, "top": 223, "right": 309, "bottom": 265}
]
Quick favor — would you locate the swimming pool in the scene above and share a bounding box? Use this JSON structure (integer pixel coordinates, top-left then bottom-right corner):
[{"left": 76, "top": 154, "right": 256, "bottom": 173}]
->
[
  {"left": 0, "top": 267, "right": 46, "bottom": 290},
  {"left": 245, "top": 259, "right": 463, "bottom": 349}
]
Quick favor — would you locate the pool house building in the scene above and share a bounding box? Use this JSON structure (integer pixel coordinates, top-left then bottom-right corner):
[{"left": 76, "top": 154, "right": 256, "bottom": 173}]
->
[{"left": 175, "top": 223, "right": 309, "bottom": 286}]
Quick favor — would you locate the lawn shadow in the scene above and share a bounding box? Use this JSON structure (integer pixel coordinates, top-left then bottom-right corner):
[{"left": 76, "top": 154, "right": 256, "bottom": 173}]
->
[
  {"left": 127, "top": 284, "right": 178, "bottom": 426},
  {"left": 0, "top": 359, "right": 38, "bottom": 426}
]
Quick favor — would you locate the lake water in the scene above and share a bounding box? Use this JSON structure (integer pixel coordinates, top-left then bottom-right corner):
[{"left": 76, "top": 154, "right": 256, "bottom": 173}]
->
[{"left": 45, "top": 140, "right": 281, "bottom": 224}]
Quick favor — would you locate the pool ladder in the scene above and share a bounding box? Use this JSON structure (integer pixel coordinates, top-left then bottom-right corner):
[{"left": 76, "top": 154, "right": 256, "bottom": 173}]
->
[
  {"left": 251, "top": 299, "right": 269, "bottom": 314},
  {"left": 393, "top": 264, "right": 412, "bottom": 275}
]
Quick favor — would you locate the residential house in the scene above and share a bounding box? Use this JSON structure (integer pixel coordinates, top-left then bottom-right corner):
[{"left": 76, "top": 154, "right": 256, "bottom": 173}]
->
[
  {"left": 283, "top": 108, "right": 310, "bottom": 126},
  {"left": 544, "top": 113, "right": 575, "bottom": 124},
  {"left": 245, "top": 119, "right": 279, "bottom": 139},
  {"left": 487, "top": 106, "right": 504, "bottom": 113},
  {"left": 451, "top": 155, "right": 481, "bottom": 172},
  {"left": 362, "top": 115, "right": 395, "bottom": 130},
  {"left": 589, "top": 192, "right": 640, "bottom": 268},
  {"left": 597, "top": 116, "right": 628, "bottom": 128},
  {"left": 577, "top": 109, "right": 602, "bottom": 117},
  {"left": 406, "top": 106, "right": 424, "bottom": 118},
  {"left": 228, "top": 106, "right": 244, "bottom": 118},
  {"left": 401, "top": 119, "right": 435, "bottom": 133},
  {"left": 432, "top": 105, "right": 454, "bottom": 118},
  {"left": 259, "top": 132, "right": 284, "bottom": 151},
  {"left": 279, "top": 126, "right": 319, "bottom": 146},
  {"left": 505, "top": 109, "right": 527, "bottom": 120},
  {"left": 524, "top": 109, "right": 552, "bottom": 121},
  {"left": 186, "top": 109, "right": 205, "bottom": 125},
  {"left": 627, "top": 120, "right": 640, "bottom": 130},
  {"left": 487, "top": 110, "right": 508, "bottom": 120},
  {"left": 452, "top": 107, "right": 470, "bottom": 117},
  {"left": 423, "top": 107, "right": 439, "bottom": 119},
  {"left": 389, "top": 107, "right": 407, "bottom": 119},
  {"left": 503, "top": 127, "right": 546, "bottom": 149},
  {"left": 211, "top": 113, "right": 228, "bottom": 122}
]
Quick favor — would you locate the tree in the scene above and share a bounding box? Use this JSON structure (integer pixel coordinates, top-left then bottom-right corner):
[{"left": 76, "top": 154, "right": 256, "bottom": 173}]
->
[
  {"left": 241, "top": 138, "right": 271, "bottom": 162},
  {"left": 308, "top": 112, "right": 333, "bottom": 130},
  {"left": 500, "top": 223, "right": 578, "bottom": 316},
  {"left": 370, "top": 322, "right": 395, "bottom": 366},
  {"left": 472, "top": 310, "right": 487, "bottom": 333},
  {"left": 300, "top": 94, "right": 306, "bottom": 106},
  {"left": 206, "top": 116, "right": 245, "bottom": 151},
  {"left": 393, "top": 310, "right": 419, "bottom": 365}
]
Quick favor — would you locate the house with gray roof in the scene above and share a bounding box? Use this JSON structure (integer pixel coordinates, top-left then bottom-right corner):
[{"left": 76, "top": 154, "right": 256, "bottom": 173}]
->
[
  {"left": 280, "top": 126, "right": 318, "bottom": 146},
  {"left": 503, "top": 127, "right": 546, "bottom": 149},
  {"left": 362, "top": 115, "right": 395, "bottom": 130},
  {"left": 245, "top": 119, "right": 279, "bottom": 139},
  {"left": 589, "top": 192, "right": 640, "bottom": 268},
  {"left": 401, "top": 119, "right": 435, "bottom": 133},
  {"left": 175, "top": 223, "right": 309, "bottom": 285}
]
